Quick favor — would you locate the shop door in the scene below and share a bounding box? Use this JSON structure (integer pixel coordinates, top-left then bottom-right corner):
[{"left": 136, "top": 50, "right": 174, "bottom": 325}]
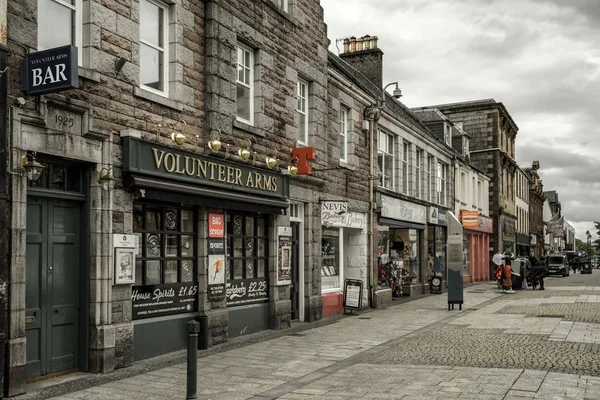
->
[
  {"left": 26, "top": 197, "right": 81, "bottom": 378},
  {"left": 290, "top": 222, "right": 300, "bottom": 320}
]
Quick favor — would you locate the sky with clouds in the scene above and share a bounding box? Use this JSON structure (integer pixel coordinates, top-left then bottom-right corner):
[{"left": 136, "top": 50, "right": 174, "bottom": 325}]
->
[{"left": 321, "top": 0, "right": 600, "bottom": 241}]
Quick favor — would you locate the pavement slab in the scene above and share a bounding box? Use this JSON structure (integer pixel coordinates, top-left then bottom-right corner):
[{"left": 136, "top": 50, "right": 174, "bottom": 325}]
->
[{"left": 15, "top": 279, "right": 600, "bottom": 400}]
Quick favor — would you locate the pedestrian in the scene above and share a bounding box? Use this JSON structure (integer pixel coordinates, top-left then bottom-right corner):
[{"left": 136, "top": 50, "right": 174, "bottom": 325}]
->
[
  {"left": 492, "top": 251, "right": 504, "bottom": 290},
  {"left": 533, "top": 259, "right": 547, "bottom": 290},
  {"left": 502, "top": 249, "right": 515, "bottom": 293}
]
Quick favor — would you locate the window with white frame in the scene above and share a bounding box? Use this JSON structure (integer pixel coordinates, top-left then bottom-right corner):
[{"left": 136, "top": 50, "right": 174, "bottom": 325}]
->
[
  {"left": 427, "top": 155, "right": 433, "bottom": 202},
  {"left": 339, "top": 107, "right": 348, "bottom": 162},
  {"left": 437, "top": 162, "right": 446, "bottom": 206},
  {"left": 464, "top": 138, "right": 469, "bottom": 156},
  {"left": 377, "top": 130, "right": 394, "bottom": 190},
  {"left": 472, "top": 176, "right": 476, "bottom": 205},
  {"left": 460, "top": 172, "right": 466, "bottom": 201},
  {"left": 444, "top": 124, "right": 451, "bottom": 145},
  {"left": 236, "top": 43, "right": 254, "bottom": 124},
  {"left": 415, "top": 149, "right": 422, "bottom": 198},
  {"left": 477, "top": 180, "right": 482, "bottom": 208},
  {"left": 38, "top": 0, "right": 83, "bottom": 65},
  {"left": 140, "top": 0, "right": 169, "bottom": 95},
  {"left": 270, "top": 0, "right": 288, "bottom": 11},
  {"left": 296, "top": 80, "right": 309, "bottom": 144},
  {"left": 402, "top": 142, "right": 409, "bottom": 194}
]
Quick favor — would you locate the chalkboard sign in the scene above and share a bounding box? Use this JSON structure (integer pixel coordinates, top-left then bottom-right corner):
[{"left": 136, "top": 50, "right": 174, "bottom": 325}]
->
[
  {"left": 429, "top": 276, "right": 442, "bottom": 294},
  {"left": 343, "top": 279, "right": 363, "bottom": 311}
]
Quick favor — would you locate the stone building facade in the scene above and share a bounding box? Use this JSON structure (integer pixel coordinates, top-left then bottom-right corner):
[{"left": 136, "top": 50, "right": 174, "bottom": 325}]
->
[
  {"left": 338, "top": 37, "right": 454, "bottom": 302},
  {"left": 420, "top": 100, "right": 519, "bottom": 256},
  {"left": 523, "top": 161, "right": 545, "bottom": 257},
  {"left": 4, "top": 0, "right": 335, "bottom": 395}
]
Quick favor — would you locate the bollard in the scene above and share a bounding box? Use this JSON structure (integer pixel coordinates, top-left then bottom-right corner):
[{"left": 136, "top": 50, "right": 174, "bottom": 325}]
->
[
  {"left": 186, "top": 320, "right": 199, "bottom": 400},
  {"left": 196, "top": 315, "right": 209, "bottom": 350}
]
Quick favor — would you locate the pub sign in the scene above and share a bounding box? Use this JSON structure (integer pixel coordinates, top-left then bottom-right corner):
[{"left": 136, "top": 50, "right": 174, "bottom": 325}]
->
[{"left": 21, "top": 45, "right": 79, "bottom": 95}]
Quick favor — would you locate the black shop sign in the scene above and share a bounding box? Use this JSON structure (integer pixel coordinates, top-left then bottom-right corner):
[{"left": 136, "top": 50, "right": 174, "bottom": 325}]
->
[
  {"left": 132, "top": 282, "right": 198, "bottom": 320},
  {"left": 21, "top": 45, "right": 78, "bottom": 95},
  {"left": 226, "top": 278, "right": 268, "bottom": 306}
]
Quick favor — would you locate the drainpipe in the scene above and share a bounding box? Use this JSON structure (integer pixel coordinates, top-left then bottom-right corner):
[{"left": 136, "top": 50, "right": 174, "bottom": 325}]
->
[
  {"left": 364, "top": 105, "right": 380, "bottom": 308},
  {"left": 0, "top": 0, "right": 9, "bottom": 396}
]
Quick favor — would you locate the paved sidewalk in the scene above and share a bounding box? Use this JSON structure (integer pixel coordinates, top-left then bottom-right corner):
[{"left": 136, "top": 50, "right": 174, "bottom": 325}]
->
[{"left": 19, "top": 282, "right": 600, "bottom": 399}]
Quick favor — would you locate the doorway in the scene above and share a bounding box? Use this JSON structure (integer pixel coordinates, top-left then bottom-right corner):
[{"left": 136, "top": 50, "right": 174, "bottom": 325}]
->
[{"left": 26, "top": 196, "right": 83, "bottom": 378}]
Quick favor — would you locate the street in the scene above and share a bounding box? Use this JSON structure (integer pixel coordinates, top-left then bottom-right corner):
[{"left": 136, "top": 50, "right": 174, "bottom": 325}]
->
[{"left": 21, "top": 271, "right": 600, "bottom": 400}]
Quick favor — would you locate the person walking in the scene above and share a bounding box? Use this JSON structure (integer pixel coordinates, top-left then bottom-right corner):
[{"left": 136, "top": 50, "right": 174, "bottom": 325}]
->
[
  {"left": 502, "top": 250, "right": 515, "bottom": 294},
  {"left": 532, "top": 258, "right": 547, "bottom": 290}
]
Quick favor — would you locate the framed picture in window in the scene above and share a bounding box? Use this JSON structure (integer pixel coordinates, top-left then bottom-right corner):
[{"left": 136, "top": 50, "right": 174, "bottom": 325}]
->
[
  {"left": 115, "top": 247, "right": 136, "bottom": 284},
  {"left": 327, "top": 266, "right": 337, "bottom": 276}
]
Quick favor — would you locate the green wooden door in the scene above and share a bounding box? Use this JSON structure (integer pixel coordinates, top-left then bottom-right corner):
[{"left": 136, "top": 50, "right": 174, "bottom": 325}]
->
[{"left": 26, "top": 197, "right": 81, "bottom": 378}]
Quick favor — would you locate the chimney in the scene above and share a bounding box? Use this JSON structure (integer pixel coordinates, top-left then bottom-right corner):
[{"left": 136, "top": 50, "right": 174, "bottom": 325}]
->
[{"left": 339, "top": 34, "right": 384, "bottom": 89}]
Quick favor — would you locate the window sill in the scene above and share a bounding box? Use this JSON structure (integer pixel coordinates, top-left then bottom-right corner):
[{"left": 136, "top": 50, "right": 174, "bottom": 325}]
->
[
  {"left": 262, "top": 0, "right": 296, "bottom": 26},
  {"left": 233, "top": 119, "right": 264, "bottom": 137},
  {"left": 79, "top": 67, "right": 101, "bottom": 83},
  {"left": 134, "top": 87, "right": 183, "bottom": 111},
  {"left": 338, "top": 160, "right": 355, "bottom": 171},
  {"left": 321, "top": 288, "right": 342, "bottom": 294},
  {"left": 460, "top": 202, "right": 467, "bottom": 206}
]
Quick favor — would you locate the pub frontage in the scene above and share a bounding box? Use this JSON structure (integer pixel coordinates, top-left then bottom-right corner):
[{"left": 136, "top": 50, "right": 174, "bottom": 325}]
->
[{"left": 121, "top": 131, "right": 292, "bottom": 360}]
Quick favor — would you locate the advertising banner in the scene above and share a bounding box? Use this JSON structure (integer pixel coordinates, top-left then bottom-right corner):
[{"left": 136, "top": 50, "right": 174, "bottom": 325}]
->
[
  {"left": 226, "top": 278, "right": 268, "bottom": 306},
  {"left": 132, "top": 282, "right": 198, "bottom": 320},
  {"left": 277, "top": 226, "right": 292, "bottom": 285}
]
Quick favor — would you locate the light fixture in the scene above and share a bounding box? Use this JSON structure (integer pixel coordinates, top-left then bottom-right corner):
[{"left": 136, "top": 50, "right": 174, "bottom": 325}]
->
[
  {"left": 115, "top": 57, "right": 126, "bottom": 76},
  {"left": 238, "top": 139, "right": 252, "bottom": 161},
  {"left": 265, "top": 150, "right": 278, "bottom": 169},
  {"left": 20, "top": 152, "right": 46, "bottom": 182},
  {"left": 208, "top": 129, "right": 222, "bottom": 153},
  {"left": 383, "top": 81, "right": 402, "bottom": 102},
  {"left": 170, "top": 120, "right": 187, "bottom": 146},
  {"left": 287, "top": 157, "right": 298, "bottom": 176},
  {"left": 97, "top": 167, "right": 117, "bottom": 191}
]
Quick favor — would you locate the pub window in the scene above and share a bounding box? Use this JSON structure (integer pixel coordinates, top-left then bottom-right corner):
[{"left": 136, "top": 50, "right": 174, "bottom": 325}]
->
[
  {"left": 133, "top": 203, "right": 196, "bottom": 285},
  {"left": 28, "top": 160, "right": 83, "bottom": 193},
  {"left": 227, "top": 213, "right": 268, "bottom": 281},
  {"left": 140, "top": 0, "right": 170, "bottom": 95},
  {"left": 236, "top": 43, "right": 254, "bottom": 124},
  {"left": 38, "top": 0, "right": 83, "bottom": 66}
]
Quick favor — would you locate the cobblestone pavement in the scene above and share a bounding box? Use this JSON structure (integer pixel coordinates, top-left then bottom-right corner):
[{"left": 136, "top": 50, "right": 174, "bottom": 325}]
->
[{"left": 19, "top": 276, "right": 600, "bottom": 400}]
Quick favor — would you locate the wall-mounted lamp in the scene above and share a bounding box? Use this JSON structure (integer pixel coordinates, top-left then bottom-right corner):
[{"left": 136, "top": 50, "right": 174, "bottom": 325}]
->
[
  {"left": 238, "top": 139, "right": 252, "bottom": 161},
  {"left": 287, "top": 156, "right": 299, "bottom": 176},
  {"left": 265, "top": 150, "right": 278, "bottom": 169},
  {"left": 98, "top": 168, "right": 117, "bottom": 191},
  {"left": 208, "top": 129, "right": 221, "bottom": 153},
  {"left": 20, "top": 152, "right": 46, "bottom": 182},
  {"left": 115, "top": 57, "right": 127, "bottom": 76},
  {"left": 170, "top": 120, "right": 187, "bottom": 146}
]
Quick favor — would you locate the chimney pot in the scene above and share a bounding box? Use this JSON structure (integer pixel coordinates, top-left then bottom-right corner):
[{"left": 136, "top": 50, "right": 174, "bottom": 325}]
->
[
  {"left": 363, "top": 35, "right": 370, "bottom": 50},
  {"left": 343, "top": 38, "right": 350, "bottom": 53},
  {"left": 356, "top": 37, "right": 363, "bottom": 51},
  {"left": 350, "top": 37, "right": 356, "bottom": 52},
  {"left": 372, "top": 36, "right": 378, "bottom": 48}
]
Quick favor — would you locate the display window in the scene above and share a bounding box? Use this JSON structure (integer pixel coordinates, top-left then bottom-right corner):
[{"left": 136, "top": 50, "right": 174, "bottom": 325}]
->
[
  {"left": 321, "top": 229, "right": 341, "bottom": 291},
  {"left": 378, "top": 228, "right": 421, "bottom": 296},
  {"left": 133, "top": 203, "right": 197, "bottom": 285},
  {"left": 428, "top": 226, "right": 447, "bottom": 280},
  {"left": 226, "top": 213, "right": 269, "bottom": 306}
]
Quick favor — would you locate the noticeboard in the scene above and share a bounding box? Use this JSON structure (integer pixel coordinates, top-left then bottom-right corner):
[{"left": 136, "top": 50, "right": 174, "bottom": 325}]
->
[{"left": 343, "top": 279, "right": 363, "bottom": 311}]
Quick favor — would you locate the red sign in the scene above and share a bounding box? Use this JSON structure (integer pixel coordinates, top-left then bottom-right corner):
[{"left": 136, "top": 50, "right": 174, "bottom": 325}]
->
[
  {"left": 461, "top": 210, "right": 479, "bottom": 227},
  {"left": 291, "top": 147, "right": 316, "bottom": 175},
  {"left": 208, "top": 214, "right": 224, "bottom": 238}
]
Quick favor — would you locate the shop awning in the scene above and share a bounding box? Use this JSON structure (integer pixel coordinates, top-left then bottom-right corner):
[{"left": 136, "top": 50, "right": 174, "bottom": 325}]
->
[
  {"left": 379, "top": 218, "right": 426, "bottom": 230},
  {"left": 128, "top": 175, "right": 289, "bottom": 215}
]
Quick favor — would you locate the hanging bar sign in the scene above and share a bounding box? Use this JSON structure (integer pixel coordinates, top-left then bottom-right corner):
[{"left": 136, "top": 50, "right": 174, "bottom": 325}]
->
[{"left": 21, "top": 45, "right": 79, "bottom": 95}]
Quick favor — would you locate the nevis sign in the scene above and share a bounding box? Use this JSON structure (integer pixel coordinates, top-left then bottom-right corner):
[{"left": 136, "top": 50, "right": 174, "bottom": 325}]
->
[{"left": 21, "top": 45, "right": 78, "bottom": 95}]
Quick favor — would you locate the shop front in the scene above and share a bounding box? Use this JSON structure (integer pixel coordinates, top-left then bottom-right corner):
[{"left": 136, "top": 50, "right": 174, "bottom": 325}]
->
[
  {"left": 460, "top": 211, "right": 493, "bottom": 283},
  {"left": 500, "top": 215, "right": 517, "bottom": 255},
  {"left": 320, "top": 201, "right": 367, "bottom": 317},
  {"left": 122, "top": 133, "right": 290, "bottom": 360},
  {"left": 517, "top": 233, "right": 531, "bottom": 257},
  {"left": 427, "top": 207, "right": 447, "bottom": 283},
  {"left": 377, "top": 196, "right": 426, "bottom": 297}
]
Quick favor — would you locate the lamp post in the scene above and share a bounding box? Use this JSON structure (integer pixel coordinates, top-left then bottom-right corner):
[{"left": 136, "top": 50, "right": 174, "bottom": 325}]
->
[{"left": 586, "top": 230, "right": 591, "bottom": 261}]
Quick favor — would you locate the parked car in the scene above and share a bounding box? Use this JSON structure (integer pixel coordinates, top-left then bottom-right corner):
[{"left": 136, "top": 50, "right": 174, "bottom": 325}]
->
[{"left": 546, "top": 254, "right": 570, "bottom": 277}]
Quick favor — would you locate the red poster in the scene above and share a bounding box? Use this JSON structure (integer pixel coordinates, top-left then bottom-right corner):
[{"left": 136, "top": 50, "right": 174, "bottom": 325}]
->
[{"left": 208, "top": 214, "right": 224, "bottom": 238}]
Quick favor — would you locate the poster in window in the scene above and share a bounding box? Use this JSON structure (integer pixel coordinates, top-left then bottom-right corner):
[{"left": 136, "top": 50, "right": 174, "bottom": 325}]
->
[
  {"left": 277, "top": 227, "right": 292, "bottom": 285},
  {"left": 209, "top": 213, "right": 224, "bottom": 238},
  {"left": 115, "top": 247, "right": 135, "bottom": 284},
  {"left": 208, "top": 254, "right": 225, "bottom": 285}
]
